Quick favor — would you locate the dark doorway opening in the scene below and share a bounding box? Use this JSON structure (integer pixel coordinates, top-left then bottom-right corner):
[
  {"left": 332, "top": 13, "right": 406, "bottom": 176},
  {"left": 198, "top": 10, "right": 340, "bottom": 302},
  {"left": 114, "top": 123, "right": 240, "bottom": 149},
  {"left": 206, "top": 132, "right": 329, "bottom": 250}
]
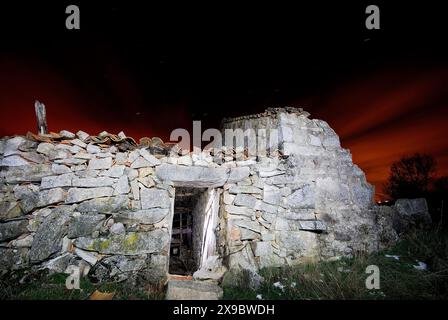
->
[{"left": 169, "top": 187, "right": 206, "bottom": 275}]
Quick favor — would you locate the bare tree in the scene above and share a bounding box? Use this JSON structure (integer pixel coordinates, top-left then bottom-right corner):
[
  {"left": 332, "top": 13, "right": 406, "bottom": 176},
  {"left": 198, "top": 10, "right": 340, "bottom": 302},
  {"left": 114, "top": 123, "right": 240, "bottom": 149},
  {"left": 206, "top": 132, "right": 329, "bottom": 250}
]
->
[{"left": 384, "top": 153, "right": 437, "bottom": 200}]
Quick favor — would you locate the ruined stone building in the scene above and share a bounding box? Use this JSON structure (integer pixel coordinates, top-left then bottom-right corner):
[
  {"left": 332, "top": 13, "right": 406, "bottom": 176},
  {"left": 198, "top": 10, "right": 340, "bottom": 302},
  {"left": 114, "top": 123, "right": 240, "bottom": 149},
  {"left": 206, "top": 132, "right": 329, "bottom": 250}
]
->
[{"left": 0, "top": 107, "right": 398, "bottom": 288}]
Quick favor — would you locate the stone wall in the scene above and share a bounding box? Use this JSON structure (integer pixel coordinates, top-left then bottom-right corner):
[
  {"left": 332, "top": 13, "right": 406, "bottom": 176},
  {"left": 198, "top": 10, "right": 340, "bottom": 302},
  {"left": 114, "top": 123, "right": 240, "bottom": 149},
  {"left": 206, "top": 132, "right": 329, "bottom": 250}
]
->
[{"left": 0, "top": 107, "right": 397, "bottom": 283}]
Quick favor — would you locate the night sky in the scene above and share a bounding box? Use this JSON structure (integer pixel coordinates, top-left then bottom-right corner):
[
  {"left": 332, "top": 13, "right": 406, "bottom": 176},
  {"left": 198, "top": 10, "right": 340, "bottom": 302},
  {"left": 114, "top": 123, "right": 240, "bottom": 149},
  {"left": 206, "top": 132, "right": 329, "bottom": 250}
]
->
[{"left": 0, "top": 2, "right": 447, "bottom": 199}]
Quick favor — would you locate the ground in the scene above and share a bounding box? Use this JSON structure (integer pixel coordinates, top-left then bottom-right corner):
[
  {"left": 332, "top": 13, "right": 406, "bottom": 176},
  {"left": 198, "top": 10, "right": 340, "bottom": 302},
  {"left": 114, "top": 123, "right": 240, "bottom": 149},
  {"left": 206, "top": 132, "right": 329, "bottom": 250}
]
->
[{"left": 1, "top": 230, "right": 447, "bottom": 300}]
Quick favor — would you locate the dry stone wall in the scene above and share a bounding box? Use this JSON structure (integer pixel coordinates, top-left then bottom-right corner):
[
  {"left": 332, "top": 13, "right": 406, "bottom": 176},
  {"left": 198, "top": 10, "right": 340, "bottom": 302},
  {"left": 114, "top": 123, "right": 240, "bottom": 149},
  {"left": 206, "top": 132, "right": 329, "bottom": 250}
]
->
[{"left": 0, "top": 108, "right": 397, "bottom": 283}]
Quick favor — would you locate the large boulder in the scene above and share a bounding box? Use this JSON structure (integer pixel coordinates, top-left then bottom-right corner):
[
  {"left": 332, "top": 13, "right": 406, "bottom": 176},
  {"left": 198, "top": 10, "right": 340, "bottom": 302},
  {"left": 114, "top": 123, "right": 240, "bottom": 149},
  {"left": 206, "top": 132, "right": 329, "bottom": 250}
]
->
[
  {"left": 74, "top": 230, "right": 170, "bottom": 255},
  {"left": 29, "top": 206, "right": 72, "bottom": 262},
  {"left": 393, "top": 198, "right": 432, "bottom": 234}
]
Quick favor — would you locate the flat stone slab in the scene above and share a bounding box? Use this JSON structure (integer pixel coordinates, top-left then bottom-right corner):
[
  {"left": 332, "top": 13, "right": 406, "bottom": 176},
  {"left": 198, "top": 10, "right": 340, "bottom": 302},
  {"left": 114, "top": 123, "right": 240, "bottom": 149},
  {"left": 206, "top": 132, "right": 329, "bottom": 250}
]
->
[
  {"left": 165, "top": 280, "right": 223, "bottom": 300},
  {"left": 156, "top": 164, "right": 229, "bottom": 188},
  {"left": 74, "top": 230, "right": 169, "bottom": 255}
]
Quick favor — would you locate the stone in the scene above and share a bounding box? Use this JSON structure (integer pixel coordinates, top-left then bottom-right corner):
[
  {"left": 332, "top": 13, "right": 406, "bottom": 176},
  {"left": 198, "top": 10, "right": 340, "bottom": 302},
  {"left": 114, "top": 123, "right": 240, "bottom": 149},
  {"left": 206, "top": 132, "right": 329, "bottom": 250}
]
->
[
  {"left": 70, "top": 145, "right": 84, "bottom": 154},
  {"left": 68, "top": 213, "right": 106, "bottom": 238},
  {"left": 286, "top": 184, "right": 315, "bottom": 209},
  {"left": 76, "top": 195, "right": 130, "bottom": 213},
  {"left": 76, "top": 131, "right": 90, "bottom": 142},
  {"left": 222, "top": 268, "right": 264, "bottom": 291},
  {"left": 74, "top": 248, "right": 100, "bottom": 265},
  {"left": 41, "top": 252, "right": 77, "bottom": 273},
  {"left": 3, "top": 137, "right": 27, "bottom": 156},
  {"left": 235, "top": 220, "right": 262, "bottom": 234},
  {"left": 1, "top": 155, "right": 29, "bottom": 166},
  {"left": 140, "top": 188, "right": 170, "bottom": 209},
  {"left": 236, "top": 159, "right": 257, "bottom": 166},
  {"left": 21, "top": 188, "right": 66, "bottom": 213},
  {"left": 138, "top": 167, "right": 154, "bottom": 178},
  {"left": 72, "top": 176, "right": 115, "bottom": 188},
  {"left": 228, "top": 185, "right": 262, "bottom": 194},
  {"left": 193, "top": 268, "right": 227, "bottom": 281},
  {"left": 116, "top": 208, "right": 169, "bottom": 225},
  {"left": 29, "top": 207, "right": 72, "bottom": 262},
  {"left": 276, "top": 231, "right": 319, "bottom": 257},
  {"left": 315, "top": 177, "right": 351, "bottom": 205},
  {"left": 110, "top": 222, "right": 125, "bottom": 234},
  {"left": 13, "top": 184, "right": 39, "bottom": 200},
  {"left": 0, "top": 201, "right": 23, "bottom": 221},
  {"left": 86, "top": 144, "right": 101, "bottom": 153},
  {"left": 5, "top": 164, "right": 53, "bottom": 183},
  {"left": 0, "top": 220, "right": 28, "bottom": 241},
  {"left": 11, "top": 234, "right": 34, "bottom": 247},
  {"left": 261, "top": 231, "right": 275, "bottom": 241},
  {"left": 74, "top": 230, "right": 169, "bottom": 255},
  {"left": 156, "top": 164, "right": 229, "bottom": 188},
  {"left": 393, "top": 198, "right": 432, "bottom": 232},
  {"left": 87, "top": 157, "right": 112, "bottom": 170},
  {"left": 36, "top": 143, "right": 55, "bottom": 155},
  {"left": 177, "top": 155, "right": 192, "bottom": 166},
  {"left": 52, "top": 164, "right": 72, "bottom": 174},
  {"left": 125, "top": 168, "right": 139, "bottom": 180},
  {"left": 139, "top": 149, "right": 162, "bottom": 166},
  {"left": 73, "top": 152, "right": 95, "bottom": 160},
  {"left": 223, "top": 193, "right": 235, "bottom": 205},
  {"left": 115, "top": 152, "right": 128, "bottom": 165},
  {"left": 65, "top": 187, "right": 114, "bottom": 204},
  {"left": 118, "top": 131, "right": 127, "bottom": 139},
  {"left": 259, "top": 170, "right": 284, "bottom": 178},
  {"left": 101, "top": 165, "right": 125, "bottom": 178},
  {"left": 165, "top": 280, "right": 223, "bottom": 300},
  {"left": 41, "top": 173, "right": 73, "bottom": 189},
  {"left": 48, "top": 149, "right": 71, "bottom": 160},
  {"left": 298, "top": 220, "right": 327, "bottom": 231},
  {"left": 395, "top": 198, "right": 429, "bottom": 218},
  {"left": 254, "top": 201, "right": 278, "bottom": 214},
  {"left": 280, "top": 209, "right": 316, "bottom": 220},
  {"left": 193, "top": 256, "right": 227, "bottom": 281},
  {"left": 130, "top": 156, "right": 153, "bottom": 169},
  {"left": 0, "top": 248, "right": 29, "bottom": 270},
  {"left": 59, "top": 130, "right": 76, "bottom": 139},
  {"left": 144, "top": 254, "right": 168, "bottom": 283},
  {"left": 263, "top": 185, "right": 282, "bottom": 205},
  {"left": 93, "top": 255, "right": 146, "bottom": 282},
  {"left": 114, "top": 176, "right": 130, "bottom": 195},
  {"left": 55, "top": 144, "right": 72, "bottom": 151},
  {"left": 20, "top": 151, "right": 46, "bottom": 164},
  {"left": 227, "top": 167, "right": 250, "bottom": 183},
  {"left": 128, "top": 150, "right": 140, "bottom": 163},
  {"left": 225, "top": 205, "right": 253, "bottom": 217},
  {"left": 75, "top": 170, "right": 98, "bottom": 178},
  {"left": 130, "top": 180, "right": 140, "bottom": 200},
  {"left": 251, "top": 241, "right": 273, "bottom": 257},
  {"left": 97, "top": 152, "right": 113, "bottom": 158},
  {"left": 234, "top": 194, "right": 257, "bottom": 207},
  {"left": 137, "top": 177, "right": 155, "bottom": 188}
]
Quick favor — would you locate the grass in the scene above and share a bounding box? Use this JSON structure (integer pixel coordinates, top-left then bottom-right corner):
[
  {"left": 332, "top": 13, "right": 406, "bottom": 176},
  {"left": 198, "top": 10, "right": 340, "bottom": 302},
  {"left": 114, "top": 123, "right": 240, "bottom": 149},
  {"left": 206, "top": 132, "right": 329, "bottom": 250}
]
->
[
  {"left": 223, "top": 230, "right": 448, "bottom": 300},
  {"left": 0, "top": 271, "right": 165, "bottom": 300},
  {"left": 2, "top": 230, "right": 447, "bottom": 300}
]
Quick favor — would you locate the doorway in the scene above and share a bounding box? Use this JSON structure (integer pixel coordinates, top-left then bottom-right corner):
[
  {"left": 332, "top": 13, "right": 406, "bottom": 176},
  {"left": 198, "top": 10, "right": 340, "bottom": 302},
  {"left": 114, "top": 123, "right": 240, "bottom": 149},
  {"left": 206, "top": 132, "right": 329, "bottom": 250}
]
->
[{"left": 168, "top": 187, "right": 220, "bottom": 276}]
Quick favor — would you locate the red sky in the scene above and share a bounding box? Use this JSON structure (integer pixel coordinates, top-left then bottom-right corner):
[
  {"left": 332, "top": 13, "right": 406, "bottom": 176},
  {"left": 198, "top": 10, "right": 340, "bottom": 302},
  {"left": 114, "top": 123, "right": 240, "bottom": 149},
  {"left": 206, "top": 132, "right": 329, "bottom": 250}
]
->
[
  {"left": 310, "top": 68, "right": 448, "bottom": 199},
  {"left": 1, "top": 57, "right": 447, "bottom": 200}
]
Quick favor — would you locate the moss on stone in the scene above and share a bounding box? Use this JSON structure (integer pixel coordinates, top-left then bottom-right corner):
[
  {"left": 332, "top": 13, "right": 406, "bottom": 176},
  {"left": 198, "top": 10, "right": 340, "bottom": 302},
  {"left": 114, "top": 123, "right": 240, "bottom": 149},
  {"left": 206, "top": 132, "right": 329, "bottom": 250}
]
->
[{"left": 123, "top": 232, "right": 139, "bottom": 252}]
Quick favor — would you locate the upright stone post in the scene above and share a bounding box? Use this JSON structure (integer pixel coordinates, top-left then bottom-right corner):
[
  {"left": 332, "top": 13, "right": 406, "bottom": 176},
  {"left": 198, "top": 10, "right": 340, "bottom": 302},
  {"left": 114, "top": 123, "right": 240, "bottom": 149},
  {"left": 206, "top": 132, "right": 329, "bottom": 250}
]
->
[{"left": 34, "top": 100, "right": 48, "bottom": 135}]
